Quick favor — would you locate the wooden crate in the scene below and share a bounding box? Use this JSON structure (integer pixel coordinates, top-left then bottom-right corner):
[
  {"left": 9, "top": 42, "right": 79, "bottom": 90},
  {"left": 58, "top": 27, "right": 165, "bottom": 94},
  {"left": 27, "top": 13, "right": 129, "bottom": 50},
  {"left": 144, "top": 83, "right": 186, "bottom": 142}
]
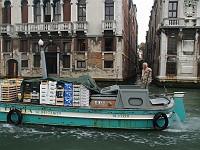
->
[
  {"left": 90, "top": 100, "right": 116, "bottom": 108},
  {"left": 0, "top": 84, "right": 17, "bottom": 101}
]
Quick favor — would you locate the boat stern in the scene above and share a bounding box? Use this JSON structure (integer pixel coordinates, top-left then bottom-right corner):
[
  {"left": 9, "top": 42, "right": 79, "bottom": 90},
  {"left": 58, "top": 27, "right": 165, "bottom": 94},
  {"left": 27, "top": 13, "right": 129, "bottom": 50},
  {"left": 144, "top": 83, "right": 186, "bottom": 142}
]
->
[{"left": 172, "top": 92, "right": 186, "bottom": 122}]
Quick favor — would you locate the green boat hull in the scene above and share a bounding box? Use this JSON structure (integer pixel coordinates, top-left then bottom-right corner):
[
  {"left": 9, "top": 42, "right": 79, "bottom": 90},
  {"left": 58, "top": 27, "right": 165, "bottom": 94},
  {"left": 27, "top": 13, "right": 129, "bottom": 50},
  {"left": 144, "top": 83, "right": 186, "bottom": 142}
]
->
[{"left": 0, "top": 94, "right": 185, "bottom": 130}]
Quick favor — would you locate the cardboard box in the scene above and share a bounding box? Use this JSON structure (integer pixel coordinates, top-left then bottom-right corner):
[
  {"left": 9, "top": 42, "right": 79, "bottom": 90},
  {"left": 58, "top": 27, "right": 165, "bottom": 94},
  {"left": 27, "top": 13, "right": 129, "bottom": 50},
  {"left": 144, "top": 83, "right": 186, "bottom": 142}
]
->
[{"left": 90, "top": 100, "right": 116, "bottom": 108}]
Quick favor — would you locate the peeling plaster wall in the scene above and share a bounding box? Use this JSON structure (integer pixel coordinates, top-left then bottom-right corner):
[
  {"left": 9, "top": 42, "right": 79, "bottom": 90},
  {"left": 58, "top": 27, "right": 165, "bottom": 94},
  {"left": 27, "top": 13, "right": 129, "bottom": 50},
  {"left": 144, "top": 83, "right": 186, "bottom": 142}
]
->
[{"left": 0, "top": 0, "right": 138, "bottom": 81}]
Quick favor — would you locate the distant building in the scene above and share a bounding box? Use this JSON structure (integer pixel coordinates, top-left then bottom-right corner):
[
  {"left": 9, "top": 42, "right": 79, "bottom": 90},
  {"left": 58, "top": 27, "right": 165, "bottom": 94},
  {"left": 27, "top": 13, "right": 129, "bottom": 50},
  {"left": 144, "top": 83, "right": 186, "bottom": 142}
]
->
[
  {"left": 0, "top": 0, "right": 138, "bottom": 81},
  {"left": 146, "top": 0, "right": 200, "bottom": 84}
]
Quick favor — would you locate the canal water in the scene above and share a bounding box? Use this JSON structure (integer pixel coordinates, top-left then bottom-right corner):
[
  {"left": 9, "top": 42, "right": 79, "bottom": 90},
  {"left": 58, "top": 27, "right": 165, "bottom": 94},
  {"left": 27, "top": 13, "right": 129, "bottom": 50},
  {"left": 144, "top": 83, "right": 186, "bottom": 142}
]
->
[{"left": 0, "top": 84, "right": 200, "bottom": 150}]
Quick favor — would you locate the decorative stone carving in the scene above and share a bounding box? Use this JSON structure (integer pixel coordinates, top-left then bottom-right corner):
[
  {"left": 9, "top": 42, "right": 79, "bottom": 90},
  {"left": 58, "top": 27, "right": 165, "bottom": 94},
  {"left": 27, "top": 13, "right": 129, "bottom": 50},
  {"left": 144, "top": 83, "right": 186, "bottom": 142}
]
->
[{"left": 184, "top": 0, "right": 199, "bottom": 17}]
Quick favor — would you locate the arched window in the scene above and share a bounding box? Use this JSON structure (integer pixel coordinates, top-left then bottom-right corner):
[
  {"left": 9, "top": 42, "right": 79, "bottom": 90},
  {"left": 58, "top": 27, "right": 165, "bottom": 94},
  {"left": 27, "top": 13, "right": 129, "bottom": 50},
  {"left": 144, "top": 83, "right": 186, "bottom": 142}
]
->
[
  {"left": 105, "top": 0, "right": 114, "bottom": 20},
  {"left": 21, "top": 0, "right": 28, "bottom": 23},
  {"left": 3, "top": 0, "right": 11, "bottom": 24},
  {"left": 34, "top": 0, "right": 41, "bottom": 23},
  {"left": 78, "top": 0, "right": 86, "bottom": 21},
  {"left": 53, "top": 0, "right": 61, "bottom": 22},
  {"left": 44, "top": 0, "right": 51, "bottom": 22}
]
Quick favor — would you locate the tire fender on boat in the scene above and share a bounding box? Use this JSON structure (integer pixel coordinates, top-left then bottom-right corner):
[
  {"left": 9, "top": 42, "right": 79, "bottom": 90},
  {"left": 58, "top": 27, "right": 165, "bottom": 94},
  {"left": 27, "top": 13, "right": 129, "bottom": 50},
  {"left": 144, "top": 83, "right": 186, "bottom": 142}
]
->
[
  {"left": 153, "top": 112, "right": 168, "bottom": 130},
  {"left": 7, "top": 109, "right": 23, "bottom": 125}
]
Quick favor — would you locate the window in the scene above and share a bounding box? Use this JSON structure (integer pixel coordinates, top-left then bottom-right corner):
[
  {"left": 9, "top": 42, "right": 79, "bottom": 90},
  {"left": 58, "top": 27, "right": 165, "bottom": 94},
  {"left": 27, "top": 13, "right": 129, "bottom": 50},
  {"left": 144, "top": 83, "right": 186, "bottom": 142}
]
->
[
  {"left": 104, "top": 60, "right": 113, "bottom": 68},
  {"left": 167, "top": 37, "right": 177, "bottom": 55},
  {"left": 168, "top": 1, "right": 178, "bottom": 18},
  {"left": 21, "top": 0, "right": 28, "bottom": 23},
  {"left": 32, "top": 43, "right": 40, "bottom": 53},
  {"left": 44, "top": 0, "right": 51, "bottom": 22},
  {"left": 3, "top": 1, "right": 11, "bottom": 24},
  {"left": 63, "top": 55, "right": 70, "bottom": 68},
  {"left": 166, "top": 62, "right": 177, "bottom": 76},
  {"left": 34, "top": 1, "right": 41, "bottom": 23},
  {"left": 105, "top": 0, "right": 114, "bottom": 20},
  {"left": 22, "top": 60, "right": 28, "bottom": 68},
  {"left": 78, "top": 39, "right": 86, "bottom": 51},
  {"left": 63, "top": 42, "right": 71, "bottom": 52},
  {"left": 20, "top": 40, "right": 28, "bottom": 52},
  {"left": 128, "top": 98, "right": 143, "bottom": 106},
  {"left": 78, "top": 0, "right": 86, "bottom": 21},
  {"left": 54, "top": 0, "right": 61, "bottom": 22},
  {"left": 34, "top": 55, "right": 40, "bottom": 67},
  {"left": 105, "top": 38, "right": 114, "bottom": 51},
  {"left": 4, "top": 40, "right": 11, "bottom": 52},
  {"left": 77, "top": 60, "right": 86, "bottom": 68}
]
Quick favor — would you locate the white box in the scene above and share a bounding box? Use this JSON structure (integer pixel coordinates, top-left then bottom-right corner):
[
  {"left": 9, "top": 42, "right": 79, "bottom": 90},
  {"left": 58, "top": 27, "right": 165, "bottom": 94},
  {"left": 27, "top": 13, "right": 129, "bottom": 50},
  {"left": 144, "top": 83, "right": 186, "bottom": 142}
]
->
[
  {"left": 40, "top": 99, "right": 49, "bottom": 104},
  {"left": 48, "top": 81, "right": 57, "bottom": 85},
  {"left": 40, "top": 84, "right": 48, "bottom": 89},
  {"left": 73, "top": 88, "right": 81, "bottom": 92}
]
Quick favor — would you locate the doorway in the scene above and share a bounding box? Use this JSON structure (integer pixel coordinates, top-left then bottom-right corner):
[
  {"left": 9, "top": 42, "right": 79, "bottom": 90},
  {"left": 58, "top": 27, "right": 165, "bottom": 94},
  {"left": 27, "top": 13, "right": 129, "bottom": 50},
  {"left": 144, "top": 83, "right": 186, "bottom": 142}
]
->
[
  {"left": 45, "top": 43, "right": 60, "bottom": 76},
  {"left": 45, "top": 53, "right": 57, "bottom": 74},
  {"left": 7, "top": 59, "right": 18, "bottom": 77}
]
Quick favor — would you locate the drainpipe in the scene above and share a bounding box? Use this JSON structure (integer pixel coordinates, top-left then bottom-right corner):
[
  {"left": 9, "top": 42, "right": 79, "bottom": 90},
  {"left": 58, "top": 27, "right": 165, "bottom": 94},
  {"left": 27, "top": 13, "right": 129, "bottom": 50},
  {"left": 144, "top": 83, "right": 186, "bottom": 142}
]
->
[{"left": 18, "top": 52, "right": 22, "bottom": 77}]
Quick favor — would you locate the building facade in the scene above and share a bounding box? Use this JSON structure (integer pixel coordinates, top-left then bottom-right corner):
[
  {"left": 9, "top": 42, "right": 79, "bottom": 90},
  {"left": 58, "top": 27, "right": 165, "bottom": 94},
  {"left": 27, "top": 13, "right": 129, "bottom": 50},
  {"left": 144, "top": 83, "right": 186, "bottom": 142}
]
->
[
  {"left": 146, "top": 0, "right": 200, "bottom": 84},
  {"left": 0, "top": 0, "right": 138, "bottom": 81}
]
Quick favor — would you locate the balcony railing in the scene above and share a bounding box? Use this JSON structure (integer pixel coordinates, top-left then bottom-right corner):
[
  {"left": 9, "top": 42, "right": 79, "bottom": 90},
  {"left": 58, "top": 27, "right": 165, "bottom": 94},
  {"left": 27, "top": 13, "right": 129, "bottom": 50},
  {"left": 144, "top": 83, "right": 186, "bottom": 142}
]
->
[
  {"left": 102, "top": 20, "right": 116, "bottom": 33},
  {"left": 0, "top": 24, "right": 13, "bottom": 35},
  {"left": 15, "top": 22, "right": 73, "bottom": 34},
  {"left": 73, "top": 21, "right": 88, "bottom": 33},
  {"left": 162, "top": 18, "right": 185, "bottom": 27}
]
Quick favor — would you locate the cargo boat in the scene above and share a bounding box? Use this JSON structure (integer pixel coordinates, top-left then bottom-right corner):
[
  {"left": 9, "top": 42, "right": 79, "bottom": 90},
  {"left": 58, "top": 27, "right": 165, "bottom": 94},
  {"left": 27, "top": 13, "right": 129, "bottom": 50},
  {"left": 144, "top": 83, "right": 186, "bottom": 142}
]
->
[{"left": 0, "top": 76, "right": 186, "bottom": 131}]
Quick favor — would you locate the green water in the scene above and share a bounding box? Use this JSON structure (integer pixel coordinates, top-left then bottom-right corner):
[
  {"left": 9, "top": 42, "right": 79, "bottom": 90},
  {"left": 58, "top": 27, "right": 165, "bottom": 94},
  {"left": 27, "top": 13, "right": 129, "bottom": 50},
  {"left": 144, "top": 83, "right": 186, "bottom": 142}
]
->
[{"left": 0, "top": 85, "right": 200, "bottom": 150}]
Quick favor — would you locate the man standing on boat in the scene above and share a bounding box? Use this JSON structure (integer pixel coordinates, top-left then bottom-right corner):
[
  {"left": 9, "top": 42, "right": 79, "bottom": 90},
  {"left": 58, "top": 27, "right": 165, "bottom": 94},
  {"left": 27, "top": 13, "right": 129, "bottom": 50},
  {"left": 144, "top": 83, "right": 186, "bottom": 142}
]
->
[{"left": 141, "top": 62, "right": 152, "bottom": 89}]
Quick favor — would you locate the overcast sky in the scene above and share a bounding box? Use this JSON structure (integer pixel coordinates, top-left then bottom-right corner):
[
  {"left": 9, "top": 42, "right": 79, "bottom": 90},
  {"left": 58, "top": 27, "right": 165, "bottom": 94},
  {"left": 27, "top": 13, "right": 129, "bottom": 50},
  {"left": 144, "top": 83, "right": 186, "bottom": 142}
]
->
[{"left": 133, "top": 0, "right": 154, "bottom": 44}]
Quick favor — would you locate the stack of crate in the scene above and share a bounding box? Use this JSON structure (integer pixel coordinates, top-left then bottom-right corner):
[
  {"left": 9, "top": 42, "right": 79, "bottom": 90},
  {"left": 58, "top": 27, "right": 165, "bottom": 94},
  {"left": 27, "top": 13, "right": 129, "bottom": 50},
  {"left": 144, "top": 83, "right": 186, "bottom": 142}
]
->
[
  {"left": 72, "top": 85, "right": 90, "bottom": 107},
  {"left": 64, "top": 83, "right": 73, "bottom": 106},
  {"left": 31, "top": 90, "right": 40, "bottom": 104},
  {"left": 15, "top": 78, "right": 23, "bottom": 95},
  {"left": 73, "top": 85, "right": 81, "bottom": 107},
  {"left": 8, "top": 78, "right": 23, "bottom": 95},
  {"left": 0, "top": 83, "right": 17, "bottom": 102},
  {"left": 48, "top": 81, "right": 57, "bottom": 105},
  {"left": 80, "top": 85, "right": 90, "bottom": 107},
  {"left": 40, "top": 81, "right": 49, "bottom": 104},
  {"left": 23, "top": 83, "right": 32, "bottom": 103},
  {"left": 56, "top": 86, "right": 64, "bottom": 106}
]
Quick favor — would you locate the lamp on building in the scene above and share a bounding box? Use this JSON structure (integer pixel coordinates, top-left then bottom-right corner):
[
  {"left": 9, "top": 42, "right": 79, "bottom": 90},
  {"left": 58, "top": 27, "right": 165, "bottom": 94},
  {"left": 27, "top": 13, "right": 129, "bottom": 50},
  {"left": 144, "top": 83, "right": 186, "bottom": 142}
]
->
[{"left": 38, "top": 39, "right": 47, "bottom": 78}]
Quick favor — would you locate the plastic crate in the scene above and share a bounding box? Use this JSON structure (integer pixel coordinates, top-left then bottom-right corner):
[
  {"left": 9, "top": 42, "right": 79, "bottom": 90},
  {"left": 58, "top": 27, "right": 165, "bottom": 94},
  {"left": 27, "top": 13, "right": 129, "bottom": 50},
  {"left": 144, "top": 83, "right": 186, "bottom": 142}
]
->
[{"left": 64, "top": 83, "right": 73, "bottom": 91}]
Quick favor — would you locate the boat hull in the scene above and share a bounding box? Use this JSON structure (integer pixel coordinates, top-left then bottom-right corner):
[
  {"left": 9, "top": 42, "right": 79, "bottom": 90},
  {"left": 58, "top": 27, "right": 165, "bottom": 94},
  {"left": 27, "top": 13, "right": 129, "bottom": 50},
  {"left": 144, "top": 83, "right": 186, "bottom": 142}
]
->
[{"left": 0, "top": 102, "right": 174, "bottom": 130}]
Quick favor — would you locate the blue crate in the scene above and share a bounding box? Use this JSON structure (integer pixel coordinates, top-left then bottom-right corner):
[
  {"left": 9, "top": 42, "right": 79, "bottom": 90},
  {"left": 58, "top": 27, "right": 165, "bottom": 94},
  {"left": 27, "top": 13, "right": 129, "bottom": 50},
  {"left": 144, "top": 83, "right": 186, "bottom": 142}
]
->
[
  {"left": 64, "top": 98, "right": 73, "bottom": 106},
  {"left": 64, "top": 91, "right": 73, "bottom": 98},
  {"left": 64, "top": 83, "right": 73, "bottom": 91}
]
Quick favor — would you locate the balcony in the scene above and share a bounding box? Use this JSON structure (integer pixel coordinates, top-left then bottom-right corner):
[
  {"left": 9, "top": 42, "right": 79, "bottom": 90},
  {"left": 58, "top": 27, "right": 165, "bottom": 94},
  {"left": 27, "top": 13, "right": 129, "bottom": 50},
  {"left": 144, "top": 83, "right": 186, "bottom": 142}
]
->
[
  {"left": 73, "top": 21, "right": 88, "bottom": 34},
  {"left": 162, "top": 18, "right": 185, "bottom": 27},
  {"left": 15, "top": 22, "right": 73, "bottom": 35},
  {"left": 102, "top": 20, "right": 116, "bottom": 33},
  {"left": 0, "top": 24, "right": 13, "bottom": 36}
]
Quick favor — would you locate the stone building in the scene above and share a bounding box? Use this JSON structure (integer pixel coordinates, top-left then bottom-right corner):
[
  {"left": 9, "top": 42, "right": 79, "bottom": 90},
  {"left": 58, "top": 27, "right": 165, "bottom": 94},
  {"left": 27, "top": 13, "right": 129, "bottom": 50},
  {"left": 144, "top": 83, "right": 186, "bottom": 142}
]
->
[
  {"left": 146, "top": 0, "right": 200, "bottom": 84},
  {"left": 0, "top": 0, "right": 138, "bottom": 81}
]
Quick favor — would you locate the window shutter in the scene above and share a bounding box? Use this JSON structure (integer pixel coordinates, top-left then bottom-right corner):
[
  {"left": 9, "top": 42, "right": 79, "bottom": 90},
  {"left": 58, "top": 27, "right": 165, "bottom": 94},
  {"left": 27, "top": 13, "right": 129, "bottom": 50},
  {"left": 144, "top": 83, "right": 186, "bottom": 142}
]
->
[
  {"left": 8, "top": 6, "right": 11, "bottom": 24},
  {"left": 2, "top": 8, "right": 4, "bottom": 23},
  {"left": 63, "top": 0, "right": 71, "bottom": 21},
  {"left": 22, "top": 1, "right": 28, "bottom": 23}
]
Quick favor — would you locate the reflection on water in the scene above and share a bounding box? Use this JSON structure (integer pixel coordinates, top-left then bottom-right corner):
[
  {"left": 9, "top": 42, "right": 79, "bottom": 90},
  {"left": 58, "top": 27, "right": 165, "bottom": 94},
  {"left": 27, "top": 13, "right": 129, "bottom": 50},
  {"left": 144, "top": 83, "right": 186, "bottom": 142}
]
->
[{"left": 0, "top": 85, "right": 200, "bottom": 150}]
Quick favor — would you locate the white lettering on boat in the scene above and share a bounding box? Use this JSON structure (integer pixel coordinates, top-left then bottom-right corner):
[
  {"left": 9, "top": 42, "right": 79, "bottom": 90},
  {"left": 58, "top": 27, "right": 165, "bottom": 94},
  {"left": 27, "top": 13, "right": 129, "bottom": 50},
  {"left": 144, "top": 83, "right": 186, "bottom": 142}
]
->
[
  {"left": 37, "top": 110, "right": 62, "bottom": 116},
  {"left": 113, "top": 114, "right": 130, "bottom": 118}
]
